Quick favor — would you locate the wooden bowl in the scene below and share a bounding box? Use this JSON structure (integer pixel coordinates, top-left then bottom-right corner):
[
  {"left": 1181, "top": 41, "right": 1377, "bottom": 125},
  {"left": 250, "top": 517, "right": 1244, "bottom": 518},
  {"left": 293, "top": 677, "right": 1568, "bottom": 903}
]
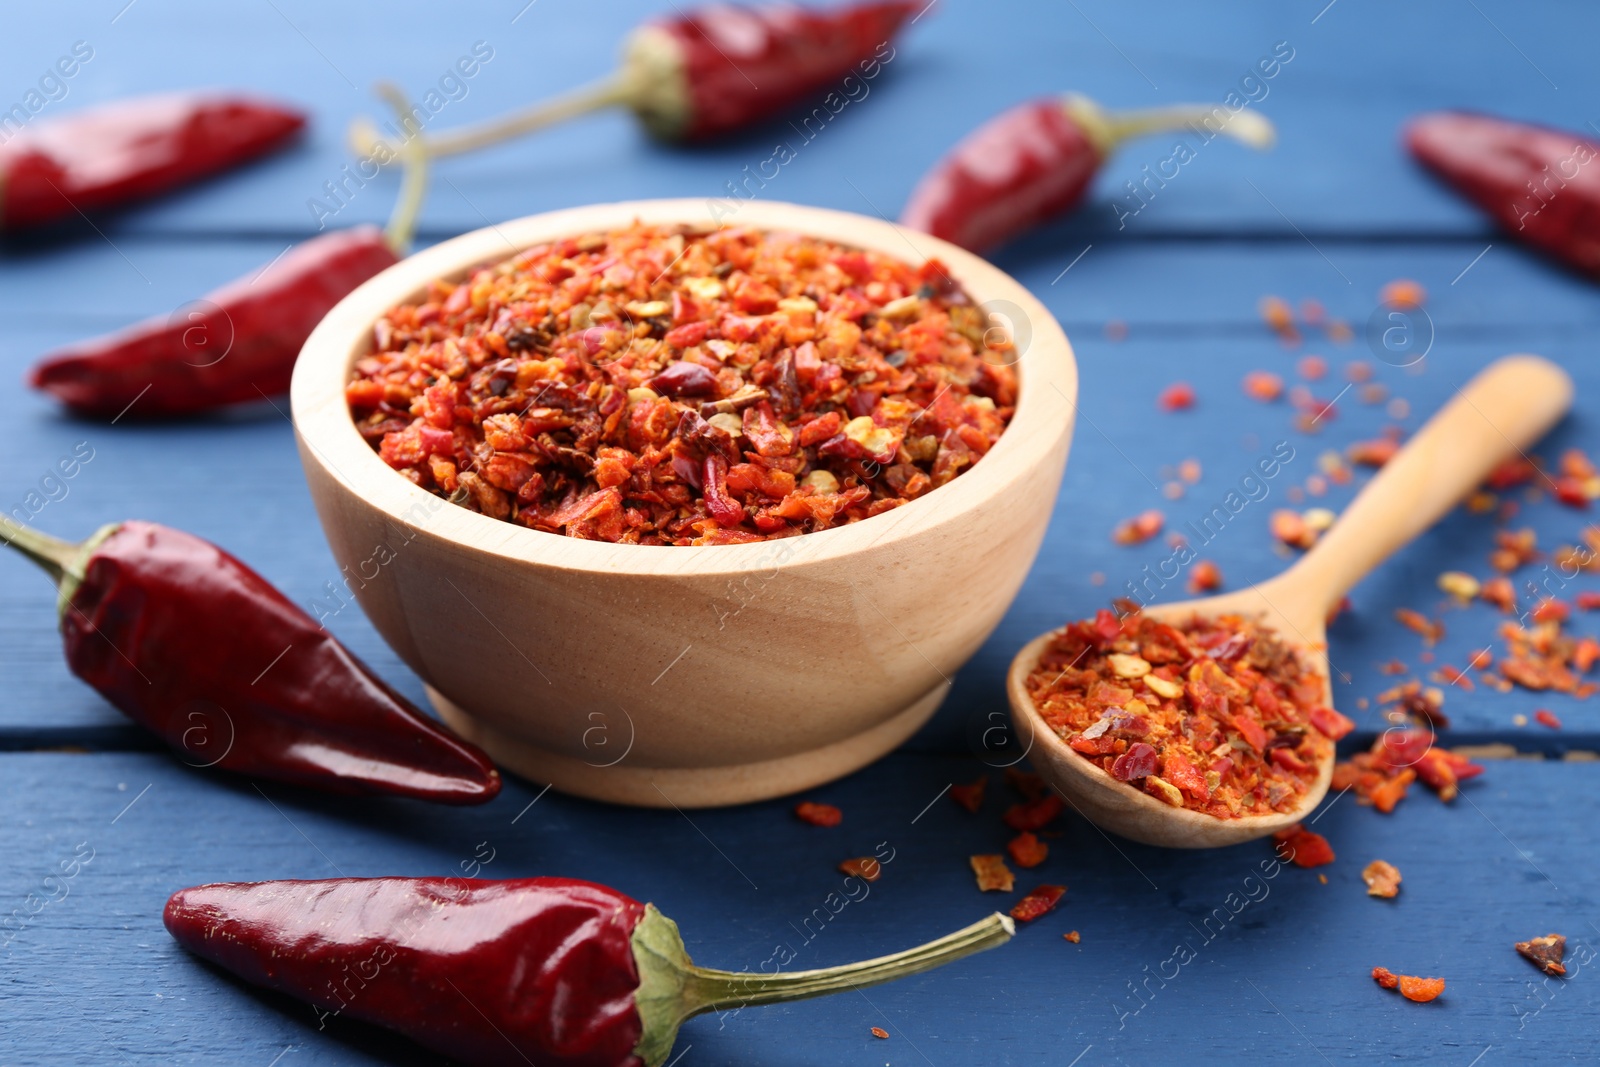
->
[{"left": 291, "top": 199, "right": 1078, "bottom": 808}]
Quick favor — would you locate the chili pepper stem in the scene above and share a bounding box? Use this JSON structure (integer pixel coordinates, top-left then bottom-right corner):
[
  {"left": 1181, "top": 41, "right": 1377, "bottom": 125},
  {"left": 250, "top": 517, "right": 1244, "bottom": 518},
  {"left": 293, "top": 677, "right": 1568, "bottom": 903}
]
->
[
  {"left": 630, "top": 906, "right": 1013, "bottom": 1066},
  {"left": 350, "top": 76, "right": 635, "bottom": 165},
  {"left": 377, "top": 82, "right": 432, "bottom": 254},
  {"left": 0, "top": 517, "right": 118, "bottom": 614},
  {"left": 1064, "top": 94, "right": 1276, "bottom": 157}
]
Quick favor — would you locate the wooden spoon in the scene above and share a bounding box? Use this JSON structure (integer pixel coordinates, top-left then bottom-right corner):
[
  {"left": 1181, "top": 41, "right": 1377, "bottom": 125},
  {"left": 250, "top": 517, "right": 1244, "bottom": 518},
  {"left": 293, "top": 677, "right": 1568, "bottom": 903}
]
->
[{"left": 1007, "top": 354, "right": 1574, "bottom": 848}]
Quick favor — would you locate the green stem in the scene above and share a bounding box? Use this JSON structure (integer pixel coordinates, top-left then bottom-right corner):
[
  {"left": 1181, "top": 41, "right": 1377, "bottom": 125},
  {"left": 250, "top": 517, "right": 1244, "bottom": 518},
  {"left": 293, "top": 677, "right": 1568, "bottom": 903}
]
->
[
  {"left": 684, "top": 912, "right": 1015, "bottom": 1011},
  {"left": 1064, "top": 93, "right": 1276, "bottom": 157},
  {"left": 0, "top": 517, "right": 117, "bottom": 616},
  {"left": 350, "top": 75, "right": 633, "bottom": 167},
  {"left": 378, "top": 82, "right": 432, "bottom": 255}
]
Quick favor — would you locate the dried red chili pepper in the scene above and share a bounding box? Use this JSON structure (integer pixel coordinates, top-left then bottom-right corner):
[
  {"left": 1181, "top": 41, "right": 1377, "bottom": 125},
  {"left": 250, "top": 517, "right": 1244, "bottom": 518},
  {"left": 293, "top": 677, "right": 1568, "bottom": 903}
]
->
[
  {"left": 901, "top": 96, "right": 1274, "bottom": 253},
  {"left": 1, "top": 517, "right": 498, "bottom": 804},
  {"left": 1407, "top": 112, "right": 1600, "bottom": 276},
  {"left": 351, "top": 1, "right": 917, "bottom": 161},
  {"left": 1273, "top": 825, "right": 1335, "bottom": 868},
  {"left": 949, "top": 776, "right": 987, "bottom": 813},
  {"left": 1008, "top": 885, "right": 1065, "bottom": 923},
  {"left": 164, "top": 876, "right": 1013, "bottom": 1066},
  {"left": 28, "top": 93, "right": 429, "bottom": 419},
  {"left": 0, "top": 92, "right": 304, "bottom": 229},
  {"left": 1515, "top": 934, "right": 1568, "bottom": 977},
  {"left": 794, "top": 801, "right": 842, "bottom": 827}
]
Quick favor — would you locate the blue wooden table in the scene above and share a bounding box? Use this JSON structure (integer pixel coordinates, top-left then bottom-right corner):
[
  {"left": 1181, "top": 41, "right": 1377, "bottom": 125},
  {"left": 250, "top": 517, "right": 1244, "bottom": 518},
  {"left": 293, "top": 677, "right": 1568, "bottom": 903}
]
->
[{"left": 3, "top": 2, "right": 1597, "bottom": 1063}]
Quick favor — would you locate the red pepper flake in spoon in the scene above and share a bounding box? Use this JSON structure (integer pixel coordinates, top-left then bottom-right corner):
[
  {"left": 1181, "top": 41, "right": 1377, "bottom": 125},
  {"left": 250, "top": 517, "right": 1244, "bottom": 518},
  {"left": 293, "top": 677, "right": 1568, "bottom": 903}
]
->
[
  {"left": 1026, "top": 609, "right": 1342, "bottom": 820},
  {"left": 794, "top": 801, "right": 842, "bottom": 827},
  {"left": 1009, "top": 885, "right": 1066, "bottom": 923},
  {"left": 1515, "top": 934, "right": 1568, "bottom": 977},
  {"left": 1273, "top": 824, "right": 1335, "bottom": 868}
]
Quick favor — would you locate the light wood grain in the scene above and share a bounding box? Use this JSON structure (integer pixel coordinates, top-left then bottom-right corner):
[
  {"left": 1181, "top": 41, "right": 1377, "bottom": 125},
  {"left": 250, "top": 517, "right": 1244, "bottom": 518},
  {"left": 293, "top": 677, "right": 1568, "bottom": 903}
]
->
[
  {"left": 1011, "top": 355, "right": 1575, "bottom": 847},
  {"left": 292, "top": 199, "right": 1078, "bottom": 807}
]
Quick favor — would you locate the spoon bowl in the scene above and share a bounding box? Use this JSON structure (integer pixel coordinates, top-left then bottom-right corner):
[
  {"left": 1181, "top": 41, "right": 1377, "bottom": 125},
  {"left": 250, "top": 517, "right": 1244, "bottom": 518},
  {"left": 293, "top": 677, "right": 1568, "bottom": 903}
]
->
[{"left": 1009, "top": 354, "right": 1574, "bottom": 848}]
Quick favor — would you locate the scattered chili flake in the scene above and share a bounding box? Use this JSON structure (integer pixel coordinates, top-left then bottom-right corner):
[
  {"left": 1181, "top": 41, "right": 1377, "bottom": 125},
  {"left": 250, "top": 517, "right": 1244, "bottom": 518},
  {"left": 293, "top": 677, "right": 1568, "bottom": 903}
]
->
[
  {"left": 1271, "top": 509, "right": 1317, "bottom": 550},
  {"left": 1398, "top": 976, "right": 1445, "bottom": 1003},
  {"left": 1534, "top": 709, "right": 1563, "bottom": 730},
  {"left": 1326, "top": 319, "right": 1354, "bottom": 343},
  {"left": 1362, "top": 859, "right": 1402, "bottom": 899},
  {"left": 1297, "top": 355, "right": 1327, "bottom": 381},
  {"left": 350, "top": 222, "right": 1016, "bottom": 545},
  {"left": 1491, "top": 528, "right": 1541, "bottom": 572},
  {"left": 1009, "top": 885, "right": 1066, "bottom": 923},
  {"left": 1027, "top": 609, "right": 1343, "bottom": 819},
  {"left": 1259, "top": 295, "right": 1294, "bottom": 334},
  {"left": 1113, "top": 510, "right": 1165, "bottom": 545},
  {"left": 1337, "top": 729, "right": 1483, "bottom": 810},
  {"left": 870, "top": 1027, "right": 890, "bottom": 1040},
  {"left": 1243, "top": 370, "right": 1285, "bottom": 402},
  {"left": 949, "top": 775, "right": 987, "bottom": 813},
  {"left": 1003, "top": 794, "right": 1064, "bottom": 832},
  {"left": 970, "top": 854, "right": 1014, "bottom": 893},
  {"left": 1481, "top": 576, "right": 1517, "bottom": 613},
  {"left": 1158, "top": 382, "right": 1196, "bottom": 411},
  {"left": 1437, "top": 571, "right": 1480, "bottom": 603},
  {"left": 838, "top": 857, "right": 882, "bottom": 882},
  {"left": 1515, "top": 934, "right": 1568, "bottom": 977},
  {"left": 1379, "top": 279, "right": 1426, "bottom": 309},
  {"left": 1064, "top": 930, "right": 1081, "bottom": 943},
  {"left": 1346, "top": 360, "right": 1373, "bottom": 382},
  {"left": 1273, "top": 824, "right": 1335, "bottom": 868},
  {"left": 1379, "top": 680, "right": 1449, "bottom": 728},
  {"left": 1394, "top": 608, "right": 1444, "bottom": 646},
  {"left": 1179, "top": 458, "right": 1202, "bottom": 483},
  {"left": 1007, "top": 832, "right": 1049, "bottom": 869},
  {"left": 1371, "top": 966, "right": 1400, "bottom": 989},
  {"left": 1187, "top": 560, "right": 1224, "bottom": 594},
  {"left": 1348, "top": 437, "right": 1400, "bottom": 467},
  {"left": 794, "top": 801, "right": 842, "bottom": 827},
  {"left": 1531, "top": 598, "right": 1571, "bottom": 624},
  {"left": 1379, "top": 660, "right": 1408, "bottom": 676}
]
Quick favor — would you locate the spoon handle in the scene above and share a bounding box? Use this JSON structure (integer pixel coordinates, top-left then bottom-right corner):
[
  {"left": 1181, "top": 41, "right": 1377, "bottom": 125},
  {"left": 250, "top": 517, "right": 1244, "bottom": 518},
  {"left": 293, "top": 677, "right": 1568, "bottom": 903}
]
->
[{"left": 1286, "top": 353, "right": 1573, "bottom": 613}]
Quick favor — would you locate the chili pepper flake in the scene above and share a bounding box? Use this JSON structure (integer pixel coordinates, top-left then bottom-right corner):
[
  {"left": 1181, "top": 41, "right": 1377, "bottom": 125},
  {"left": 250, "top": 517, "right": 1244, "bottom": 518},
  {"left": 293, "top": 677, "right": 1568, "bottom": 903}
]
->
[
  {"left": 1003, "top": 794, "right": 1064, "bottom": 832},
  {"left": 1187, "top": 560, "right": 1224, "bottom": 594},
  {"left": 970, "top": 854, "right": 1015, "bottom": 893},
  {"left": 1007, "top": 832, "right": 1049, "bottom": 869},
  {"left": 1362, "top": 859, "right": 1402, "bottom": 899},
  {"left": 1379, "top": 279, "right": 1426, "bottom": 310},
  {"left": 838, "top": 857, "right": 882, "bottom": 882},
  {"left": 1243, "top": 370, "right": 1285, "bottom": 402},
  {"left": 1028, "top": 609, "right": 1342, "bottom": 819},
  {"left": 351, "top": 223, "right": 1016, "bottom": 545},
  {"left": 1515, "top": 934, "right": 1568, "bottom": 977},
  {"left": 949, "top": 776, "right": 987, "bottom": 813},
  {"left": 1270, "top": 509, "right": 1316, "bottom": 550},
  {"left": 1534, "top": 709, "right": 1563, "bottom": 730},
  {"left": 1481, "top": 576, "right": 1517, "bottom": 613},
  {"left": 1064, "top": 930, "right": 1081, "bottom": 943},
  {"left": 1347, "top": 437, "right": 1401, "bottom": 468},
  {"left": 1009, "top": 885, "right": 1066, "bottom": 923},
  {"left": 870, "top": 1027, "right": 890, "bottom": 1039},
  {"left": 1273, "top": 825, "right": 1335, "bottom": 868},
  {"left": 1158, "top": 382, "right": 1196, "bottom": 411},
  {"left": 1112, "top": 510, "right": 1165, "bottom": 545},
  {"left": 1259, "top": 296, "right": 1295, "bottom": 335},
  {"left": 1297, "top": 355, "right": 1327, "bottom": 381},
  {"left": 1372, "top": 966, "right": 1399, "bottom": 989},
  {"left": 794, "top": 801, "right": 842, "bottom": 827},
  {"left": 1395, "top": 609, "right": 1444, "bottom": 646}
]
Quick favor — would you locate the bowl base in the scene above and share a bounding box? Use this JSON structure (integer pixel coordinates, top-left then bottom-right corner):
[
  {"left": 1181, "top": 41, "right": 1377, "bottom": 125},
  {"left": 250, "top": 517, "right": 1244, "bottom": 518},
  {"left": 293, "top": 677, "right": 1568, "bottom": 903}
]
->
[{"left": 428, "top": 683, "right": 949, "bottom": 809}]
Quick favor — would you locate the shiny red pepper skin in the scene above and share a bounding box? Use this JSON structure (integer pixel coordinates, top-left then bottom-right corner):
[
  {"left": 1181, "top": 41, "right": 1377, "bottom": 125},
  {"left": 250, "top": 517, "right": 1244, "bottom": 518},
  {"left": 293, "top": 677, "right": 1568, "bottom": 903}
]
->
[
  {"left": 900, "top": 97, "right": 1101, "bottom": 253},
  {"left": 0, "top": 93, "right": 305, "bottom": 229},
  {"left": 658, "top": 1, "right": 917, "bottom": 140},
  {"left": 65, "top": 521, "right": 500, "bottom": 804},
  {"left": 29, "top": 226, "right": 398, "bottom": 418},
  {"left": 1407, "top": 111, "right": 1600, "bottom": 275},
  {"left": 164, "top": 877, "right": 646, "bottom": 1067}
]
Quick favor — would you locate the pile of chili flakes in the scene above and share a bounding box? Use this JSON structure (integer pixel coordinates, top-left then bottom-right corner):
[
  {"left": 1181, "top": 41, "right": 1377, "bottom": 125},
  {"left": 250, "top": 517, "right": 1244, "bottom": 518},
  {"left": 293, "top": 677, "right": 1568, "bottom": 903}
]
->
[
  {"left": 1025, "top": 606, "right": 1353, "bottom": 819},
  {"left": 348, "top": 222, "right": 1017, "bottom": 545}
]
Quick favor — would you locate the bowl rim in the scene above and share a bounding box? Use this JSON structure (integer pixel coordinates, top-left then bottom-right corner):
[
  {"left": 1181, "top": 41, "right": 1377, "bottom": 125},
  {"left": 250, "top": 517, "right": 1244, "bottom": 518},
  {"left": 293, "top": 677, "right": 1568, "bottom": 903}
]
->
[{"left": 291, "top": 198, "right": 1078, "bottom": 578}]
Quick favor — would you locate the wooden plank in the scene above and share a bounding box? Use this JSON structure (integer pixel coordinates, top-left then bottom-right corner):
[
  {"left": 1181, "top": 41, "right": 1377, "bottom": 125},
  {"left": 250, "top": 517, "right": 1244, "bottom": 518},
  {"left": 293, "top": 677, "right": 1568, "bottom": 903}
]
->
[
  {"left": 0, "top": 0, "right": 1591, "bottom": 238},
  {"left": 0, "top": 750, "right": 1593, "bottom": 1063},
  {"left": 2, "top": 243, "right": 1597, "bottom": 742}
]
